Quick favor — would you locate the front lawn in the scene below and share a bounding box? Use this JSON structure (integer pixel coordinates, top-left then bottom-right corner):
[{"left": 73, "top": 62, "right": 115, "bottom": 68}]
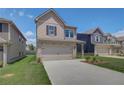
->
[
  {"left": 83, "top": 56, "right": 124, "bottom": 73},
  {"left": 0, "top": 55, "right": 51, "bottom": 85}
]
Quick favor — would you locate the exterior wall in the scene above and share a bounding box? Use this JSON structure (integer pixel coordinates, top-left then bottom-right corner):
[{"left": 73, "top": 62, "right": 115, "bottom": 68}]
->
[
  {"left": 36, "top": 11, "right": 77, "bottom": 60},
  {"left": 7, "top": 25, "right": 26, "bottom": 63},
  {"left": 37, "top": 41, "right": 76, "bottom": 60},
  {"left": 91, "top": 30, "right": 104, "bottom": 44},
  {"left": 77, "top": 33, "right": 94, "bottom": 54},
  {"left": 37, "top": 17, "right": 76, "bottom": 41}
]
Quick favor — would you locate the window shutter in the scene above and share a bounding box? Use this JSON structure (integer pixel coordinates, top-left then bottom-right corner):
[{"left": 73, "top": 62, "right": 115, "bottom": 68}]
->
[
  {"left": 46, "top": 25, "right": 49, "bottom": 35},
  {"left": 55, "top": 26, "right": 57, "bottom": 36}
]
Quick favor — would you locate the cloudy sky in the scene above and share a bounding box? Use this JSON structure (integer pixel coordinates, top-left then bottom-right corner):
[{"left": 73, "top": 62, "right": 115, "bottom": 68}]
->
[{"left": 0, "top": 8, "right": 124, "bottom": 45}]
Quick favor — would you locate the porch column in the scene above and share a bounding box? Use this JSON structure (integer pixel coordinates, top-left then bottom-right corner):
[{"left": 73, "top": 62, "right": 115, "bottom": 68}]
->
[
  {"left": 109, "top": 48, "right": 112, "bottom": 55},
  {"left": 81, "top": 44, "right": 84, "bottom": 55},
  {"left": 94, "top": 46, "right": 97, "bottom": 55},
  {"left": 3, "top": 44, "right": 8, "bottom": 67},
  {"left": 73, "top": 45, "right": 77, "bottom": 58}
]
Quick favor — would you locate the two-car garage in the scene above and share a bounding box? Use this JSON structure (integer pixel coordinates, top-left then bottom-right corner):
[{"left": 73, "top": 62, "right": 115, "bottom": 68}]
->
[{"left": 38, "top": 41, "right": 76, "bottom": 60}]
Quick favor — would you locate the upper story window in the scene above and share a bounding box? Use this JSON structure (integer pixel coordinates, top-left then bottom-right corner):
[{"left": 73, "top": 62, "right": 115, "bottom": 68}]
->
[
  {"left": 0, "top": 23, "right": 8, "bottom": 32},
  {"left": 46, "top": 25, "right": 57, "bottom": 36},
  {"left": 95, "top": 35, "right": 101, "bottom": 42},
  {"left": 64, "top": 29, "right": 74, "bottom": 38}
]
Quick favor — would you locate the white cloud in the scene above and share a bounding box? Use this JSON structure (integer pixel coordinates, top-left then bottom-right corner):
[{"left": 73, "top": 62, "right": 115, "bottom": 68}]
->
[
  {"left": 27, "top": 15, "right": 34, "bottom": 19},
  {"left": 18, "top": 11, "right": 24, "bottom": 16},
  {"left": 25, "top": 31, "right": 34, "bottom": 38},
  {"left": 113, "top": 29, "right": 124, "bottom": 37},
  {"left": 24, "top": 31, "right": 36, "bottom": 46},
  {"left": 27, "top": 38, "right": 36, "bottom": 46}
]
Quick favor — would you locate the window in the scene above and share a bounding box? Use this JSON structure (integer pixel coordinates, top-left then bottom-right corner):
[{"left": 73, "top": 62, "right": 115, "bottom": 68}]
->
[
  {"left": 95, "top": 35, "right": 101, "bottom": 42},
  {"left": 19, "top": 35, "right": 21, "bottom": 42},
  {"left": 0, "top": 46, "right": 3, "bottom": 51},
  {"left": 0, "top": 23, "right": 8, "bottom": 32},
  {"left": 0, "top": 23, "right": 2, "bottom": 32},
  {"left": 64, "top": 30, "right": 74, "bottom": 38},
  {"left": 46, "top": 25, "right": 57, "bottom": 36}
]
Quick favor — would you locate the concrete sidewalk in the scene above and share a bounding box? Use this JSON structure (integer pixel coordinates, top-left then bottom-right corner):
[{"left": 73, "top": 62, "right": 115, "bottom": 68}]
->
[{"left": 43, "top": 59, "right": 124, "bottom": 85}]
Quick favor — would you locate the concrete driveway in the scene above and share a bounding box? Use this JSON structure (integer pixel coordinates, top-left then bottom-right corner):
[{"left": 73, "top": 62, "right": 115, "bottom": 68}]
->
[{"left": 43, "top": 59, "right": 124, "bottom": 85}]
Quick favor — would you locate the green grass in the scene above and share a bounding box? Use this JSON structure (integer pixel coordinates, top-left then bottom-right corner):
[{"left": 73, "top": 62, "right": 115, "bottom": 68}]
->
[
  {"left": 87, "top": 56, "right": 124, "bottom": 73},
  {"left": 0, "top": 55, "right": 51, "bottom": 85}
]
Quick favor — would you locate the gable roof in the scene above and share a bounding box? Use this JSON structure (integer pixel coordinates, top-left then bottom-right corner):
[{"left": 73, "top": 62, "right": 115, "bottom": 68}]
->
[
  {"left": 0, "top": 18, "right": 26, "bottom": 41},
  {"left": 35, "top": 8, "right": 77, "bottom": 29},
  {"left": 35, "top": 9, "right": 65, "bottom": 24},
  {"left": 84, "top": 27, "right": 104, "bottom": 35}
]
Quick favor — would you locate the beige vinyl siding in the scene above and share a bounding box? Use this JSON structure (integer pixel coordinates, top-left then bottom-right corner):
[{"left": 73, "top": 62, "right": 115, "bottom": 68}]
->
[
  {"left": 36, "top": 10, "right": 78, "bottom": 60},
  {"left": 37, "top": 16, "right": 76, "bottom": 41},
  {"left": 8, "top": 25, "right": 26, "bottom": 62}
]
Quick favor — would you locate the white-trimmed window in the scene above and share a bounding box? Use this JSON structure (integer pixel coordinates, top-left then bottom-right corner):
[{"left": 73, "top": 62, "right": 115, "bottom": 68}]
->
[
  {"left": 95, "top": 35, "right": 101, "bottom": 42},
  {"left": 46, "top": 25, "right": 57, "bottom": 36},
  {"left": 0, "top": 23, "right": 8, "bottom": 32},
  {"left": 64, "top": 29, "right": 74, "bottom": 38}
]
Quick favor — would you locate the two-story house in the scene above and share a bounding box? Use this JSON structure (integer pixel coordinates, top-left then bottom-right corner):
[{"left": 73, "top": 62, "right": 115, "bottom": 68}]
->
[
  {"left": 0, "top": 18, "right": 26, "bottom": 66},
  {"left": 77, "top": 27, "right": 121, "bottom": 55},
  {"left": 35, "top": 9, "right": 85, "bottom": 60}
]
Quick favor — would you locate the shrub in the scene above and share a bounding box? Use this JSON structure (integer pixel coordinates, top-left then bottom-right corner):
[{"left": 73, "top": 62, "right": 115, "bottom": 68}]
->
[
  {"left": 90, "top": 56, "right": 98, "bottom": 63},
  {"left": 84, "top": 56, "right": 90, "bottom": 62},
  {"left": 95, "top": 54, "right": 99, "bottom": 56}
]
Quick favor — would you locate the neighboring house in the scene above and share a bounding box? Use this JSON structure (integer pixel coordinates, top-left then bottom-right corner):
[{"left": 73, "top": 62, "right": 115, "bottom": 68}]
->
[
  {"left": 77, "top": 27, "right": 121, "bottom": 55},
  {"left": 35, "top": 9, "right": 85, "bottom": 60},
  {"left": 117, "top": 36, "right": 124, "bottom": 53},
  {"left": 0, "top": 18, "right": 26, "bottom": 65}
]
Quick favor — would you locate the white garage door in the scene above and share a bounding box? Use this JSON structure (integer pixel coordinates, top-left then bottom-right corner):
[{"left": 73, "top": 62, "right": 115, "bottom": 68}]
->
[
  {"left": 95, "top": 46, "right": 109, "bottom": 55},
  {"left": 41, "top": 44, "right": 73, "bottom": 60}
]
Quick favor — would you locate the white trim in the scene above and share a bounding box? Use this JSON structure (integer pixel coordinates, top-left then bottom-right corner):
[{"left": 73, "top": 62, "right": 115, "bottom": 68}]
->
[{"left": 64, "top": 29, "right": 74, "bottom": 38}]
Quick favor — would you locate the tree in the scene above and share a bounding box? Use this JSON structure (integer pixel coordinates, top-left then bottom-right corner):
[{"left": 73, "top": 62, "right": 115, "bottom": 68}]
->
[{"left": 27, "top": 44, "right": 35, "bottom": 51}]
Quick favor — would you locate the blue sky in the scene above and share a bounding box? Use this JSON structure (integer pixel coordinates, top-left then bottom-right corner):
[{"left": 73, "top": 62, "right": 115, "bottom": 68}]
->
[{"left": 0, "top": 8, "right": 124, "bottom": 45}]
